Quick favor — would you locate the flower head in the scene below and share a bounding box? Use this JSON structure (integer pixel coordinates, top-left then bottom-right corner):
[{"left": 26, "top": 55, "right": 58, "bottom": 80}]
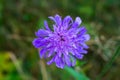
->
[{"left": 32, "top": 14, "right": 90, "bottom": 69}]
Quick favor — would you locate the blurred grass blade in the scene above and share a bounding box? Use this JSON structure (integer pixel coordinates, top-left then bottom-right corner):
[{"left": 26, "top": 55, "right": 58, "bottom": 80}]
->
[
  {"left": 64, "top": 66, "right": 89, "bottom": 80},
  {"left": 96, "top": 46, "right": 120, "bottom": 80}
]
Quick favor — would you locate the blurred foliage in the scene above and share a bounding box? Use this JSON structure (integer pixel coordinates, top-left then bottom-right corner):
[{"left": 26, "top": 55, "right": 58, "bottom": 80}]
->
[
  {"left": 0, "top": 0, "right": 120, "bottom": 80},
  {"left": 0, "top": 52, "right": 21, "bottom": 80}
]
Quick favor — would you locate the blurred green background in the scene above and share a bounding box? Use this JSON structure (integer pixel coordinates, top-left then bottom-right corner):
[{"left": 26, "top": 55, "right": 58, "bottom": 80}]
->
[{"left": 0, "top": 0, "right": 120, "bottom": 80}]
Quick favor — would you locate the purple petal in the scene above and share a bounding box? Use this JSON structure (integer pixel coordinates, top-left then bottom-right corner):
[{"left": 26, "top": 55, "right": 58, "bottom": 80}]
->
[
  {"left": 64, "top": 54, "right": 71, "bottom": 66},
  {"left": 58, "top": 51, "right": 62, "bottom": 57},
  {"left": 77, "top": 48, "right": 88, "bottom": 54},
  {"left": 73, "top": 49, "right": 84, "bottom": 59},
  {"left": 75, "top": 53, "right": 84, "bottom": 59},
  {"left": 76, "top": 28, "right": 89, "bottom": 42},
  {"left": 55, "top": 14, "right": 62, "bottom": 26},
  {"left": 46, "top": 43, "right": 52, "bottom": 48},
  {"left": 48, "top": 49, "right": 54, "bottom": 57},
  {"left": 80, "top": 43, "right": 89, "bottom": 49},
  {"left": 32, "top": 38, "right": 50, "bottom": 48},
  {"left": 75, "top": 28, "right": 83, "bottom": 34},
  {"left": 71, "top": 56, "right": 76, "bottom": 66},
  {"left": 53, "top": 25, "right": 58, "bottom": 32},
  {"left": 67, "top": 28, "right": 77, "bottom": 36},
  {"left": 44, "top": 20, "right": 50, "bottom": 30},
  {"left": 83, "top": 34, "right": 90, "bottom": 41},
  {"left": 78, "top": 27, "right": 87, "bottom": 37},
  {"left": 63, "top": 16, "right": 72, "bottom": 29},
  {"left": 49, "top": 14, "right": 62, "bottom": 26},
  {"left": 69, "top": 48, "right": 76, "bottom": 56},
  {"left": 39, "top": 48, "right": 47, "bottom": 58},
  {"left": 63, "top": 47, "right": 69, "bottom": 55},
  {"left": 64, "top": 50, "right": 69, "bottom": 55},
  {"left": 32, "top": 38, "right": 42, "bottom": 48},
  {"left": 47, "top": 56, "right": 56, "bottom": 65},
  {"left": 72, "top": 17, "right": 82, "bottom": 28},
  {"left": 35, "top": 29, "right": 49, "bottom": 37},
  {"left": 72, "top": 43, "right": 77, "bottom": 49},
  {"left": 48, "top": 16, "right": 56, "bottom": 23},
  {"left": 55, "top": 56, "right": 64, "bottom": 69}
]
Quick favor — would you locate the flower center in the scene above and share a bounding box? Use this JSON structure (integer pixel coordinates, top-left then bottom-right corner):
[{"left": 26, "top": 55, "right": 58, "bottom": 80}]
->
[
  {"left": 60, "top": 36, "right": 65, "bottom": 41},
  {"left": 57, "top": 33, "right": 65, "bottom": 41}
]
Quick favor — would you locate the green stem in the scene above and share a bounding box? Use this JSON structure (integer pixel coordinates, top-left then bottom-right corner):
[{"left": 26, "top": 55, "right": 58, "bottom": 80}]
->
[{"left": 96, "top": 46, "right": 120, "bottom": 80}]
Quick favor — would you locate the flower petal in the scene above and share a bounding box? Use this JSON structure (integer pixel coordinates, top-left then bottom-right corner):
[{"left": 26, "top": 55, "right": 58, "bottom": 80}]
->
[
  {"left": 47, "top": 49, "right": 54, "bottom": 57},
  {"left": 63, "top": 16, "right": 72, "bottom": 29},
  {"left": 35, "top": 29, "right": 49, "bottom": 37},
  {"left": 53, "top": 25, "right": 58, "bottom": 32},
  {"left": 49, "top": 14, "right": 62, "bottom": 26},
  {"left": 71, "top": 56, "right": 76, "bottom": 66},
  {"left": 47, "top": 56, "right": 56, "bottom": 65},
  {"left": 64, "top": 54, "right": 71, "bottom": 66},
  {"left": 55, "top": 56, "right": 64, "bottom": 69},
  {"left": 78, "top": 27, "right": 87, "bottom": 37},
  {"left": 77, "top": 48, "right": 88, "bottom": 54},
  {"left": 48, "top": 16, "right": 56, "bottom": 23},
  {"left": 73, "top": 49, "right": 84, "bottom": 59},
  {"left": 44, "top": 20, "right": 50, "bottom": 30},
  {"left": 32, "top": 38, "right": 42, "bottom": 48},
  {"left": 55, "top": 58, "right": 64, "bottom": 69},
  {"left": 39, "top": 48, "right": 47, "bottom": 58},
  {"left": 55, "top": 14, "right": 62, "bottom": 26},
  {"left": 80, "top": 42, "right": 89, "bottom": 49},
  {"left": 83, "top": 34, "right": 90, "bottom": 41},
  {"left": 72, "top": 17, "right": 82, "bottom": 28}
]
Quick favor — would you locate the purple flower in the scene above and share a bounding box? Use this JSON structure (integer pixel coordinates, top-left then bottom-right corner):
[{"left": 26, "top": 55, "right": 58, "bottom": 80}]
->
[{"left": 32, "top": 14, "right": 90, "bottom": 69}]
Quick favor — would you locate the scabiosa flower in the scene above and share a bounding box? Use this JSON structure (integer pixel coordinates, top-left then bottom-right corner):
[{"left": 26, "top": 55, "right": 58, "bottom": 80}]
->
[{"left": 32, "top": 14, "right": 90, "bottom": 69}]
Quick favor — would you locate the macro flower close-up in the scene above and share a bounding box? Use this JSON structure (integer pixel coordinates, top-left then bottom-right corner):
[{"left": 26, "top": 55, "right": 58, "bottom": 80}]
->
[
  {"left": 32, "top": 14, "right": 90, "bottom": 69},
  {"left": 1, "top": 0, "right": 120, "bottom": 80}
]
